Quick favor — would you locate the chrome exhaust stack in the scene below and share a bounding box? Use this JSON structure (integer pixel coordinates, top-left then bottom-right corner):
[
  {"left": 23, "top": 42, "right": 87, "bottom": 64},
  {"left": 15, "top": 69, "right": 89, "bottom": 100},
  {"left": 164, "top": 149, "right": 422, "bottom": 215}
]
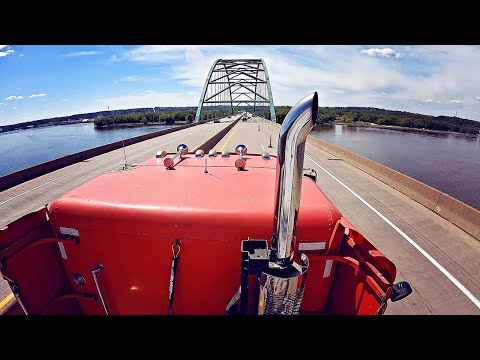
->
[
  {"left": 226, "top": 92, "right": 318, "bottom": 315},
  {"left": 271, "top": 91, "right": 318, "bottom": 266},
  {"left": 259, "top": 92, "right": 318, "bottom": 315}
]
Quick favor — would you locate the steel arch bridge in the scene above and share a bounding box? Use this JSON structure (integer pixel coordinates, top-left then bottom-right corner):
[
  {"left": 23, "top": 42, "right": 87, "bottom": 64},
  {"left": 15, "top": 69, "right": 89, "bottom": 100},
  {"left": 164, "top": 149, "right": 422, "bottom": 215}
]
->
[{"left": 195, "top": 59, "right": 276, "bottom": 122}]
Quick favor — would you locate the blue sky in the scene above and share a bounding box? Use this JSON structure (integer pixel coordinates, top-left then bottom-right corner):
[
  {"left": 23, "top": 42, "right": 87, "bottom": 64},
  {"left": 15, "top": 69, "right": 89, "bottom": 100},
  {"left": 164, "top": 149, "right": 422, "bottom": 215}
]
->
[{"left": 1, "top": 45, "right": 480, "bottom": 126}]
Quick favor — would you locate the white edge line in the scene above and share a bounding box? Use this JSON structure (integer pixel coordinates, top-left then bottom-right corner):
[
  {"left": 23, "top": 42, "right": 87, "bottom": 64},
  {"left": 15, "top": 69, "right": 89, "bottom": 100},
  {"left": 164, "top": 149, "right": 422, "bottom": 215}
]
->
[{"left": 306, "top": 154, "right": 480, "bottom": 309}]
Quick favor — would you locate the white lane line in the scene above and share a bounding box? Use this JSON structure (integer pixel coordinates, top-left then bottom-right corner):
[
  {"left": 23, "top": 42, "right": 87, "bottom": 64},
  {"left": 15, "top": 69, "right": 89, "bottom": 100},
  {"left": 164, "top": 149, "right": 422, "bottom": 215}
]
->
[
  {"left": 306, "top": 154, "right": 480, "bottom": 310},
  {"left": 256, "top": 134, "right": 266, "bottom": 151},
  {"left": 0, "top": 126, "right": 200, "bottom": 207}
]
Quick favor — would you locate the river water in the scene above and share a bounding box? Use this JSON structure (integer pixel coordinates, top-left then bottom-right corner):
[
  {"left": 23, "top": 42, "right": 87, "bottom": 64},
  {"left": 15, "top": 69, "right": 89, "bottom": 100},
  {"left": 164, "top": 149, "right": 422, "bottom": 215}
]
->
[
  {"left": 1, "top": 122, "right": 479, "bottom": 210},
  {"left": 0, "top": 123, "right": 177, "bottom": 177},
  {"left": 310, "top": 124, "right": 480, "bottom": 210}
]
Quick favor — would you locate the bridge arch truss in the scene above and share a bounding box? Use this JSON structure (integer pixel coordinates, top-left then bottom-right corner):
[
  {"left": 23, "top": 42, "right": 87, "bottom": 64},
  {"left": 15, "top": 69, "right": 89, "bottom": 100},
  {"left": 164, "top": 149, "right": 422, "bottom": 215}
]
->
[{"left": 195, "top": 59, "right": 276, "bottom": 122}]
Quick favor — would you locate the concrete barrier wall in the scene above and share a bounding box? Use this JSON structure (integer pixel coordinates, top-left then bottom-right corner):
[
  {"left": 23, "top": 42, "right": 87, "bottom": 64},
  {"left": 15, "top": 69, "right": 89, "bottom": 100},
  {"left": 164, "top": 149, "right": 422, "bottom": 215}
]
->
[
  {"left": 269, "top": 122, "right": 480, "bottom": 240},
  {"left": 195, "top": 116, "right": 241, "bottom": 152},
  {"left": 0, "top": 120, "right": 214, "bottom": 192}
]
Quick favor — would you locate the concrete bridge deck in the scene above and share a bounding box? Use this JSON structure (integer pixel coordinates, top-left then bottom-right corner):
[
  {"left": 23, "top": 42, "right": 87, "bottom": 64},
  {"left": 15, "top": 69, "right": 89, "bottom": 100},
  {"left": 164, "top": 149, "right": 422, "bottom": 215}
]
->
[{"left": 2, "top": 116, "right": 479, "bottom": 315}]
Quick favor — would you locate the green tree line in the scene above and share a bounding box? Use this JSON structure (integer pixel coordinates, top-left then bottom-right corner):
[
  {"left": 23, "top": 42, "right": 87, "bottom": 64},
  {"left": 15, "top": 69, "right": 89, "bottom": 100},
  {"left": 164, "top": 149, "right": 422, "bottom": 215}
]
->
[
  {"left": 0, "top": 106, "right": 199, "bottom": 133},
  {"left": 94, "top": 110, "right": 194, "bottom": 127},
  {"left": 273, "top": 106, "right": 480, "bottom": 135},
  {"left": 93, "top": 109, "right": 232, "bottom": 128},
  {"left": 317, "top": 107, "right": 480, "bottom": 135}
]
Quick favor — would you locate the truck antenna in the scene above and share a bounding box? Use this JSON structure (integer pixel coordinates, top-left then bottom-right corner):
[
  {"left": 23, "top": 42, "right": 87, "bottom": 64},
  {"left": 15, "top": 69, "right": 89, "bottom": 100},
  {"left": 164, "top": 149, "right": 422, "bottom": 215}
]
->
[{"left": 121, "top": 131, "right": 128, "bottom": 169}]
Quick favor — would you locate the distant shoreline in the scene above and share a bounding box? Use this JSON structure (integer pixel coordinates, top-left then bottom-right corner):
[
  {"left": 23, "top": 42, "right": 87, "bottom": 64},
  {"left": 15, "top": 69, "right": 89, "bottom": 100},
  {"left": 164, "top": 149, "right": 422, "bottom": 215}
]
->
[
  {"left": 94, "top": 121, "right": 188, "bottom": 130},
  {"left": 0, "top": 119, "right": 95, "bottom": 134},
  {"left": 0, "top": 120, "right": 183, "bottom": 134},
  {"left": 332, "top": 121, "right": 479, "bottom": 138}
]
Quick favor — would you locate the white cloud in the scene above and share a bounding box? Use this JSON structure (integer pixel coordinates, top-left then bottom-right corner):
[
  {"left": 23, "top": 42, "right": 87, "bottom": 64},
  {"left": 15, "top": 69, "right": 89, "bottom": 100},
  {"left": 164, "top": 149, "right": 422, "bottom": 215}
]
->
[
  {"left": 125, "top": 45, "right": 185, "bottom": 62},
  {"left": 5, "top": 95, "right": 24, "bottom": 100},
  {"left": 116, "top": 75, "right": 166, "bottom": 84},
  {"left": 185, "top": 46, "right": 204, "bottom": 63},
  {"left": 64, "top": 50, "right": 101, "bottom": 57},
  {"left": 97, "top": 91, "right": 198, "bottom": 109},
  {"left": 127, "top": 45, "right": 184, "bottom": 58},
  {"left": 29, "top": 93, "right": 47, "bottom": 98},
  {"left": 474, "top": 97, "right": 480, "bottom": 102},
  {"left": 361, "top": 48, "right": 401, "bottom": 58},
  {"left": 120, "top": 75, "right": 139, "bottom": 82},
  {"left": 124, "top": 45, "right": 208, "bottom": 62},
  {"left": 0, "top": 46, "right": 15, "bottom": 57},
  {"left": 424, "top": 99, "right": 433, "bottom": 102},
  {"left": 449, "top": 100, "right": 462, "bottom": 104},
  {"left": 19, "top": 54, "right": 24, "bottom": 57},
  {"left": 0, "top": 102, "right": 5, "bottom": 105},
  {"left": 329, "top": 89, "right": 345, "bottom": 93}
]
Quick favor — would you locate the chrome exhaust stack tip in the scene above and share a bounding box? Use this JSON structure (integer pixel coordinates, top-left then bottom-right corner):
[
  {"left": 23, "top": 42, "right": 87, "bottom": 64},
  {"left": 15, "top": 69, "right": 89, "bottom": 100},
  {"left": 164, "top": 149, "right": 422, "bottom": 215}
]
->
[{"left": 258, "top": 253, "right": 309, "bottom": 315}]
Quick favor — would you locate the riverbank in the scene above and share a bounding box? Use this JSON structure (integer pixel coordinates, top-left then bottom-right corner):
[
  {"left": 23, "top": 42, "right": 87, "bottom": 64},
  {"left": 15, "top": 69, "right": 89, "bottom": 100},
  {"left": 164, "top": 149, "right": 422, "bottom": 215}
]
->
[
  {"left": 0, "top": 119, "right": 95, "bottom": 134},
  {"left": 333, "top": 121, "right": 479, "bottom": 138},
  {"left": 94, "top": 117, "right": 225, "bottom": 130},
  {"left": 1, "top": 119, "right": 182, "bottom": 134}
]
